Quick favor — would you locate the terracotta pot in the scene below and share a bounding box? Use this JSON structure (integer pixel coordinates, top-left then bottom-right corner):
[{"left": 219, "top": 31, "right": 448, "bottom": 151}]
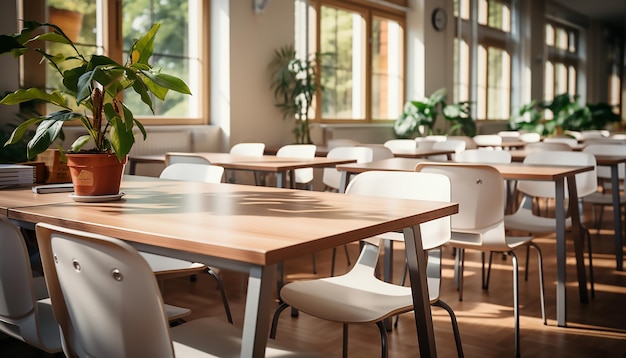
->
[{"left": 66, "top": 153, "right": 126, "bottom": 196}]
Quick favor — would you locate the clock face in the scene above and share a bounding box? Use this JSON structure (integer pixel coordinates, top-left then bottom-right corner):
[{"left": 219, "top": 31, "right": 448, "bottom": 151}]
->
[{"left": 432, "top": 8, "right": 447, "bottom": 31}]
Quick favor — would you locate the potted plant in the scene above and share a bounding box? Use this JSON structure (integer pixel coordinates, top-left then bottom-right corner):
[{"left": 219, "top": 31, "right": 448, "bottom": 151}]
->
[
  {"left": 268, "top": 44, "right": 319, "bottom": 144},
  {"left": 394, "top": 88, "right": 476, "bottom": 138},
  {"left": 0, "top": 21, "right": 191, "bottom": 196}
]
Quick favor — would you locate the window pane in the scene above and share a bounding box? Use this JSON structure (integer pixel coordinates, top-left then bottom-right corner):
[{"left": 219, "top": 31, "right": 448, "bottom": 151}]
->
[
  {"left": 555, "top": 63, "right": 567, "bottom": 95},
  {"left": 546, "top": 24, "right": 554, "bottom": 46},
  {"left": 545, "top": 61, "right": 554, "bottom": 101},
  {"left": 319, "top": 5, "right": 366, "bottom": 120},
  {"left": 487, "top": 47, "right": 510, "bottom": 119},
  {"left": 568, "top": 66, "right": 576, "bottom": 95},
  {"left": 555, "top": 27, "right": 568, "bottom": 50},
  {"left": 487, "top": 1, "right": 510, "bottom": 32},
  {"left": 477, "top": 45, "right": 487, "bottom": 119},
  {"left": 371, "top": 16, "right": 403, "bottom": 120},
  {"left": 122, "top": 0, "right": 198, "bottom": 117},
  {"left": 454, "top": 38, "right": 470, "bottom": 103}
]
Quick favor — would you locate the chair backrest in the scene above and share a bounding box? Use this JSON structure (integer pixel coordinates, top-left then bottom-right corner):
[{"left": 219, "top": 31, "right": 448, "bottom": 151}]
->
[
  {"left": 429, "top": 139, "right": 466, "bottom": 160},
  {"left": 425, "top": 135, "right": 448, "bottom": 142},
  {"left": 581, "top": 130, "right": 609, "bottom": 139},
  {"left": 229, "top": 142, "right": 265, "bottom": 156},
  {"left": 518, "top": 151, "right": 597, "bottom": 199},
  {"left": 525, "top": 142, "right": 572, "bottom": 152},
  {"left": 345, "top": 171, "right": 451, "bottom": 250},
  {"left": 543, "top": 136, "right": 578, "bottom": 148},
  {"left": 166, "top": 154, "right": 211, "bottom": 165},
  {"left": 519, "top": 132, "right": 541, "bottom": 143},
  {"left": 276, "top": 144, "right": 317, "bottom": 184},
  {"left": 383, "top": 139, "right": 417, "bottom": 152},
  {"left": 455, "top": 149, "right": 512, "bottom": 164},
  {"left": 414, "top": 138, "right": 437, "bottom": 150},
  {"left": 472, "top": 134, "right": 503, "bottom": 147},
  {"left": 0, "top": 217, "right": 61, "bottom": 353},
  {"left": 583, "top": 144, "right": 626, "bottom": 180},
  {"left": 159, "top": 163, "right": 225, "bottom": 183},
  {"left": 415, "top": 163, "right": 505, "bottom": 237},
  {"left": 35, "top": 223, "right": 175, "bottom": 358},
  {"left": 498, "top": 130, "right": 521, "bottom": 138},
  {"left": 323, "top": 146, "right": 374, "bottom": 190},
  {"left": 447, "top": 135, "right": 478, "bottom": 149},
  {"left": 359, "top": 144, "right": 394, "bottom": 161}
]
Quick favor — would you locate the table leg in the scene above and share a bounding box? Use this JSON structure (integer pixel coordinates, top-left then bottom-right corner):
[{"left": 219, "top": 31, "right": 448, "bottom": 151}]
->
[
  {"left": 554, "top": 178, "right": 568, "bottom": 327},
  {"left": 610, "top": 164, "right": 624, "bottom": 270},
  {"left": 566, "top": 175, "right": 589, "bottom": 306},
  {"left": 339, "top": 172, "right": 349, "bottom": 193},
  {"left": 276, "top": 172, "right": 285, "bottom": 188},
  {"left": 240, "top": 265, "right": 275, "bottom": 358},
  {"left": 403, "top": 225, "right": 437, "bottom": 357}
]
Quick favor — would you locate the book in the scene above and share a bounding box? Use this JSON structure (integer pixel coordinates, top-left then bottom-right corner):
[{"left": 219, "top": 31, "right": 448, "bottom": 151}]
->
[
  {"left": 0, "top": 164, "right": 35, "bottom": 189},
  {"left": 32, "top": 183, "right": 75, "bottom": 194}
]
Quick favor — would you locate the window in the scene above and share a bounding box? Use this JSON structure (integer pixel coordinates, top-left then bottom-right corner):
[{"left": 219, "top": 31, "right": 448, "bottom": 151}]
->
[
  {"left": 303, "top": 1, "right": 405, "bottom": 122},
  {"left": 27, "top": 0, "right": 206, "bottom": 124},
  {"left": 544, "top": 21, "right": 579, "bottom": 101},
  {"left": 454, "top": 0, "right": 512, "bottom": 120}
]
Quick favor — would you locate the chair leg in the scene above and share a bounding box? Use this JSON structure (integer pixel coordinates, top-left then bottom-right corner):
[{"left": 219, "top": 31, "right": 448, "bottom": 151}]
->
[
  {"left": 528, "top": 242, "right": 547, "bottom": 325},
  {"left": 342, "top": 324, "right": 349, "bottom": 358},
  {"left": 375, "top": 321, "right": 389, "bottom": 358},
  {"left": 331, "top": 247, "right": 337, "bottom": 276},
  {"left": 584, "top": 227, "right": 595, "bottom": 298},
  {"left": 433, "top": 300, "right": 465, "bottom": 358},
  {"left": 482, "top": 252, "right": 493, "bottom": 290},
  {"left": 458, "top": 248, "right": 465, "bottom": 301},
  {"left": 510, "top": 251, "right": 521, "bottom": 358},
  {"left": 206, "top": 268, "right": 233, "bottom": 324},
  {"left": 269, "top": 302, "right": 290, "bottom": 339},
  {"left": 343, "top": 244, "right": 352, "bottom": 266},
  {"left": 524, "top": 244, "right": 530, "bottom": 281},
  {"left": 311, "top": 253, "right": 317, "bottom": 275},
  {"left": 394, "top": 259, "right": 409, "bottom": 328}
]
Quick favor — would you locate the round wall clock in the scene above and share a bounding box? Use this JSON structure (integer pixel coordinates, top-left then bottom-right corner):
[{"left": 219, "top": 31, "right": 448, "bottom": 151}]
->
[{"left": 432, "top": 8, "right": 447, "bottom": 31}]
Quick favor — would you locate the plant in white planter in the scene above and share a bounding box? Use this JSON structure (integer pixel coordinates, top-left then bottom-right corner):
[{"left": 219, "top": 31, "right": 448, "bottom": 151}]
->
[{"left": 0, "top": 21, "right": 191, "bottom": 195}]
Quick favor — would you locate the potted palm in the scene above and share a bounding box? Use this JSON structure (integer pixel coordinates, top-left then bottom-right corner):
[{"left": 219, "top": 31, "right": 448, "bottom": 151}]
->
[{"left": 0, "top": 21, "right": 191, "bottom": 196}]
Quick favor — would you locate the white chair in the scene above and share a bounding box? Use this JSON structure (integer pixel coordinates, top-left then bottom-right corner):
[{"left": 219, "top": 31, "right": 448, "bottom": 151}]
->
[
  {"left": 519, "top": 132, "right": 541, "bottom": 143},
  {"left": 543, "top": 137, "right": 578, "bottom": 148},
  {"left": 425, "top": 135, "right": 448, "bottom": 142},
  {"left": 359, "top": 144, "right": 394, "bottom": 161},
  {"left": 415, "top": 163, "right": 545, "bottom": 358},
  {"left": 383, "top": 139, "right": 417, "bottom": 152},
  {"left": 455, "top": 149, "right": 512, "bottom": 164},
  {"left": 322, "top": 146, "right": 374, "bottom": 192},
  {"left": 525, "top": 141, "right": 572, "bottom": 152},
  {"left": 275, "top": 144, "right": 317, "bottom": 190},
  {"left": 147, "top": 163, "right": 233, "bottom": 323},
  {"left": 498, "top": 130, "right": 521, "bottom": 138},
  {"left": 270, "top": 171, "right": 463, "bottom": 358},
  {"left": 414, "top": 138, "right": 437, "bottom": 150},
  {"left": 0, "top": 217, "right": 62, "bottom": 354},
  {"left": 472, "top": 134, "right": 503, "bottom": 149},
  {"left": 429, "top": 139, "right": 466, "bottom": 161},
  {"left": 228, "top": 142, "right": 266, "bottom": 184},
  {"left": 582, "top": 144, "right": 626, "bottom": 288},
  {"left": 581, "top": 130, "right": 610, "bottom": 139},
  {"left": 504, "top": 151, "right": 597, "bottom": 296},
  {"left": 35, "top": 223, "right": 324, "bottom": 358}
]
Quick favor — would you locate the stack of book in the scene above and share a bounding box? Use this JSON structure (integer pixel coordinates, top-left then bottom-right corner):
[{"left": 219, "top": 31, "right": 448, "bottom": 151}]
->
[{"left": 0, "top": 164, "right": 35, "bottom": 189}]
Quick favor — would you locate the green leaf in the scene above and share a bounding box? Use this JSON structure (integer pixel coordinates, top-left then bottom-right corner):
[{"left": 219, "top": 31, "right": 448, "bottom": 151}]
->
[
  {"left": 0, "top": 88, "right": 68, "bottom": 108},
  {"left": 33, "top": 32, "right": 71, "bottom": 45},
  {"left": 142, "top": 71, "right": 192, "bottom": 95},
  {"left": 108, "top": 115, "right": 135, "bottom": 162},
  {"left": 71, "top": 135, "right": 92, "bottom": 152},
  {"left": 62, "top": 64, "right": 88, "bottom": 93},
  {"left": 129, "top": 23, "right": 160, "bottom": 65},
  {"left": 141, "top": 74, "right": 168, "bottom": 102},
  {"left": 4, "top": 117, "right": 42, "bottom": 146},
  {"left": 0, "top": 34, "right": 26, "bottom": 55},
  {"left": 25, "top": 117, "right": 67, "bottom": 160}
]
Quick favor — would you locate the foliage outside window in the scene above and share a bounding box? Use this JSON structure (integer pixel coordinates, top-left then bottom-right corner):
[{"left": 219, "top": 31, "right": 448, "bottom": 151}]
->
[
  {"left": 27, "top": 0, "right": 205, "bottom": 124},
  {"left": 544, "top": 21, "right": 580, "bottom": 116},
  {"left": 304, "top": 0, "right": 405, "bottom": 123}
]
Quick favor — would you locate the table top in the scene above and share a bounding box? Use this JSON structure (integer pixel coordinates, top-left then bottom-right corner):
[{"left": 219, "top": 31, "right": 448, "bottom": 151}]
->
[
  {"left": 509, "top": 149, "right": 626, "bottom": 165},
  {"left": 388, "top": 148, "right": 456, "bottom": 158},
  {"left": 3, "top": 175, "right": 458, "bottom": 266},
  {"left": 166, "top": 152, "right": 356, "bottom": 171},
  {"left": 336, "top": 158, "right": 594, "bottom": 181}
]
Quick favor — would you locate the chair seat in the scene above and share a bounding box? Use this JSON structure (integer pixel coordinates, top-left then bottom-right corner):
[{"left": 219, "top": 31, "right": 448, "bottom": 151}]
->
[
  {"left": 171, "top": 317, "right": 326, "bottom": 357},
  {"left": 449, "top": 231, "right": 533, "bottom": 251},
  {"left": 504, "top": 209, "right": 573, "bottom": 233},
  {"left": 140, "top": 252, "right": 207, "bottom": 280},
  {"left": 583, "top": 191, "right": 626, "bottom": 205},
  {"left": 164, "top": 304, "right": 191, "bottom": 321},
  {"left": 280, "top": 273, "right": 439, "bottom": 324},
  {"left": 34, "top": 298, "right": 63, "bottom": 351}
]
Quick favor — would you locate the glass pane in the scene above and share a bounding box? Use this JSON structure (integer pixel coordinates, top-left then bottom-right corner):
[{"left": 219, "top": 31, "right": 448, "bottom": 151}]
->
[
  {"left": 487, "top": 1, "right": 510, "bottom": 32},
  {"left": 453, "top": 38, "right": 470, "bottom": 103},
  {"left": 545, "top": 24, "right": 554, "bottom": 46},
  {"left": 478, "top": 0, "right": 488, "bottom": 25},
  {"left": 454, "top": 0, "right": 470, "bottom": 20},
  {"left": 545, "top": 61, "right": 554, "bottom": 102},
  {"left": 371, "top": 16, "right": 403, "bottom": 120},
  {"left": 320, "top": 5, "right": 365, "bottom": 120},
  {"left": 568, "top": 31, "right": 577, "bottom": 53},
  {"left": 477, "top": 45, "right": 487, "bottom": 119},
  {"left": 122, "top": 0, "right": 196, "bottom": 117},
  {"left": 555, "top": 63, "right": 567, "bottom": 95},
  {"left": 556, "top": 27, "right": 568, "bottom": 51},
  {"left": 486, "top": 47, "right": 510, "bottom": 119},
  {"left": 568, "top": 66, "right": 576, "bottom": 95}
]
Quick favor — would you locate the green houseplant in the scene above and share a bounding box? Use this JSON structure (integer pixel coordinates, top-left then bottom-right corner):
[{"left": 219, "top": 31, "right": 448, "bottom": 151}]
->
[
  {"left": 269, "top": 45, "right": 319, "bottom": 144},
  {"left": 394, "top": 88, "right": 476, "bottom": 138},
  {"left": 0, "top": 21, "right": 190, "bottom": 195}
]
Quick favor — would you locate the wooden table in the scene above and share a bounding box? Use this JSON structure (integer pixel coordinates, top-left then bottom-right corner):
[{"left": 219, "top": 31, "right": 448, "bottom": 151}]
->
[
  {"left": 2, "top": 175, "right": 457, "bottom": 357},
  {"left": 390, "top": 148, "right": 456, "bottom": 159},
  {"left": 336, "top": 158, "right": 594, "bottom": 327},
  {"left": 166, "top": 152, "right": 356, "bottom": 189},
  {"left": 510, "top": 150, "right": 625, "bottom": 271}
]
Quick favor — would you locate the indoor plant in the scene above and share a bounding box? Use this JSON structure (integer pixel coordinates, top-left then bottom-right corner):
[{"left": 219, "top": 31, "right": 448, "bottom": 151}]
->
[
  {"left": 0, "top": 21, "right": 190, "bottom": 195},
  {"left": 268, "top": 44, "right": 319, "bottom": 144}
]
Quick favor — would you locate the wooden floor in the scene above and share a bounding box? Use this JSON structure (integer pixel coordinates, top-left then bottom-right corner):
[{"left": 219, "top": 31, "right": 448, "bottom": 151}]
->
[{"left": 3, "top": 202, "right": 626, "bottom": 357}]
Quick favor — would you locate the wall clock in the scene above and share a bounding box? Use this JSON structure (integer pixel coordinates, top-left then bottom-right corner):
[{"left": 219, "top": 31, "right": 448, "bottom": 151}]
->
[{"left": 432, "top": 7, "right": 447, "bottom": 31}]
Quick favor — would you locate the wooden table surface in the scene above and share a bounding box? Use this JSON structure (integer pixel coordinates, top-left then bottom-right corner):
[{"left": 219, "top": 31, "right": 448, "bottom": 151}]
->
[{"left": 2, "top": 175, "right": 458, "bottom": 357}]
